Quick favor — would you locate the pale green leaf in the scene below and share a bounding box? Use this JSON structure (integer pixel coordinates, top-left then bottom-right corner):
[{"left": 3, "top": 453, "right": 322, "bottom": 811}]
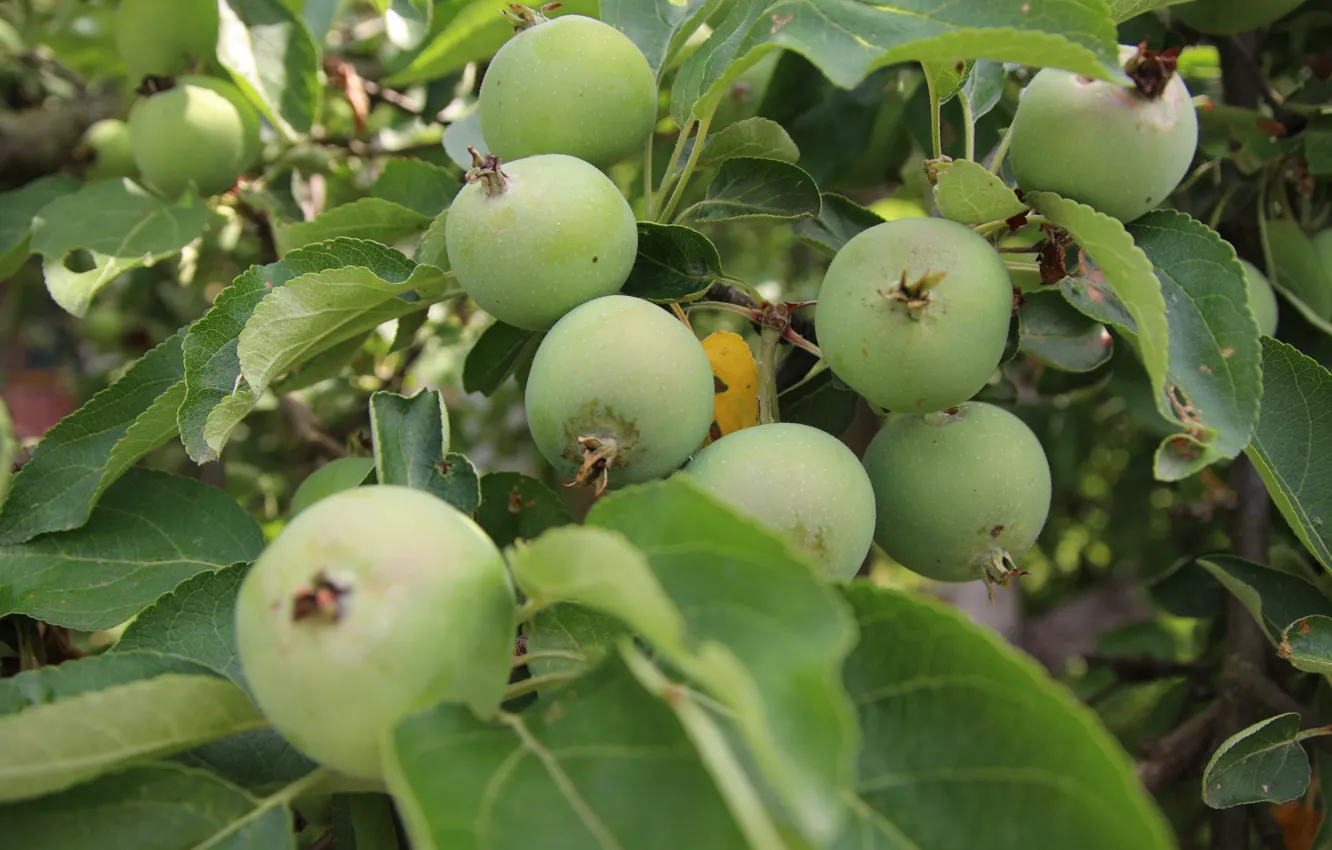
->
[
  {"left": 30, "top": 179, "right": 207, "bottom": 316},
  {"left": 237, "top": 263, "right": 457, "bottom": 398},
  {"left": 1109, "top": 0, "right": 1190, "bottom": 22},
  {"left": 1279, "top": 615, "right": 1332, "bottom": 676},
  {"left": 670, "top": 0, "right": 1123, "bottom": 126},
  {"left": 274, "top": 197, "right": 431, "bottom": 256},
  {"left": 0, "top": 652, "right": 217, "bottom": 716},
  {"left": 0, "top": 330, "right": 184, "bottom": 544},
  {"left": 178, "top": 239, "right": 416, "bottom": 463},
  {"left": 933, "top": 157, "right": 1026, "bottom": 225},
  {"left": 0, "top": 675, "right": 264, "bottom": 803},
  {"left": 603, "top": 0, "right": 711, "bottom": 77},
  {"left": 0, "top": 174, "right": 80, "bottom": 267},
  {"left": 289, "top": 457, "right": 376, "bottom": 518}
]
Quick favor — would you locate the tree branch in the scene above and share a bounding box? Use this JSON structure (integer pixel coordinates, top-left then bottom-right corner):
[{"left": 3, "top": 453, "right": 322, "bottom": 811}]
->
[{"left": 1137, "top": 700, "right": 1223, "bottom": 793}]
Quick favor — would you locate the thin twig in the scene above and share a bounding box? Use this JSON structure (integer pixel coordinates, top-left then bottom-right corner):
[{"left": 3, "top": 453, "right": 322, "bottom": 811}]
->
[{"left": 1137, "top": 700, "right": 1223, "bottom": 792}]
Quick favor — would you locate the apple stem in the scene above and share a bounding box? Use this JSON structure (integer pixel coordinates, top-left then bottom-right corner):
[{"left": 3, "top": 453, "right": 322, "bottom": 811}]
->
[
  {"left": 464, "top": 147, "right": 509, "bottom": 197},
  {"left": 756, "top": 324, "right": 782, "bottom": 425},
  {"left": 565, "top": 435, "right": 617, "bottom": 497}
]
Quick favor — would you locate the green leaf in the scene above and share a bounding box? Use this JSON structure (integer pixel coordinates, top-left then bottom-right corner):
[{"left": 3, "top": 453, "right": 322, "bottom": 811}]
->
[
  {"left": 383, "top": 0, "right": 433, "bottom": 49},
  {"left": 113, "top": 563, "right": 252, "bottom": 687},
  {"left": 793, "top": 192, "right": 884, "bottom": 256},
  {"left": 29, "top": 179, "right": 208, "bottom": 317},
  {"left": 603, "top": 0, "right": 711, "bottom": 77},
  {"left": 334, "top": 793, "right": 401, "bottom": 850},
  {"left": 0, "top": 674, "right": 263, "bottom": 803},
  {"left": 369, "top": 389, "right": 482, "bottom": 514},
  {"left": 960, "top": 58, "right": 1006, "bottom": 122},
  {"left": 372, "top": 159, "right": 461, "bottom": 218},
  {"left": 696, "top": 117, "right": 800, "bottom": 170},
  {"left": 0, "top": 399, "right": 12, "bottom": 509},
  {"left": 218, "top": 0, "right": 322, "bottom": 138},
  {"left": 384, "top": 0, "right": 598, "bottom": 86},
  {"left": 0, "top": 763, "right": 292, "bottom": 850},
  {"left": 586, "top": 479, "right": 858, "bottom": 843},
  {"left": 0, "top": 330, "right": 185, "bottom": 544},
  {"left": 1027, "top": 193, "right": 1172, "bottom": 434},
  {"left": 778, "top": 368, "right": 859, "bottom": 437},
  {"left": 1280, "top": 615, "right": 1332, "bottom": 676},
  {"left": 238, "top": 264, "right": 457, "bottom": 399},
  {"left": 669, "top": 0, "right": 1123, "bottom": 126},
  {"left": 932, "top": 157, "right": 1026, "bottom": 225},
  {"left": 1128, "top": 212, "right": 1265, "bottom": 480},
  {"left": 441, "top": 112, "right": 487, "bottom": 171},
  {"left": 385, "top": 653, "right": 751, "bottom": 850},
  {"left": 0, "top": 651, "right": 217, "bottom": 716},
  {"left": 0, "top": 174, "right": 80, "bottom": 274},
  {"left": 179, "top": 238, "right": 415, "bottom": 463},
  {"left": 1197, "top": 555, "right": 1332, "bottom": 646},
  {"left": 522, "top": 603, "right": 631, "bottom": 678},
  {"left": 1246, "top": 339, "right": 1332, "bottom": 571},
  {"left": 414, "top": 208, "right": 449, "bottom": 269},
  {"left": 474, "top": 472, "right": 571, "bottom": 549},
  {"left": 290, "top": 457, "right": 376, "bottom": 517},
  {"left": 1203, "top": 714, "right": 1312, "bottom": 808},
  {"left": 921, "top": 58, "right": 970, "bottom": 108},
  {"left": 622, "top": 222, "right": 725, "bottom": 302},
  {"left": 1266, "top": 220, "right": 1332, "bottom": 319},
  {"left": 274, "top": 198, "right": 432, "bottom": 256},
  {"left": 1018, "top": 289, "right": 1113, "bottom": 373},
  {"left": 685, "top": 157, "right": 821, "bottom": 224},
  {"left": 0, "top": 469, "right": 265, "bottom": 630},
  {"left": 840, "top": 582, "right": 1174, "bottom": 849},
  {"left": 461, "top": 320, "right": 541, "bottom": 396},
  {"left": 1109, "top": 0, "right": 1190, "bottom": 22}
]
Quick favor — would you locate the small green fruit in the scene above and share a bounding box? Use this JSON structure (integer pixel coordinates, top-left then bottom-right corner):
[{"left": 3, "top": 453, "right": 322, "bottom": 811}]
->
[
  {"left": 1238, "top": 259, "right": 1278, "bottom": 337},
  {"left": 524, "top": 295, "right": 714, "bottom": 489},
  {"left": 1171, "top": 0, "right": 1304, "bottom": 35},
  {"left": 114, "top": 0, "right": 218, "bottom": 82},
  {"left": 815, "top": 217, "right": 1014, "bottom": 414},
  {"left": 128, "top": 79, "right": 251, "bottom": 198},
  {"left": 180, "top": 75, "right": 262, "bottom": 169},
  {"left": 446, "top": 154, "right": 637, "bottom": 331},
  {"left": 682, "top": 423, "right": 876, "bottom": 581},
  {"left": 235, "top": 485, "right": 515, "bottom": 780},
  {"left": 862, "top": 402, "right": 1052, "bottom": 584},
  {"left": 478, "top": 14, "right": 656, "bottom": 168},
  {"left": 81, "top": 119, "right": 137, "bottom": 181},
  {"left": 1008, "top": 45, "right": 1198, "bottom": 223}
]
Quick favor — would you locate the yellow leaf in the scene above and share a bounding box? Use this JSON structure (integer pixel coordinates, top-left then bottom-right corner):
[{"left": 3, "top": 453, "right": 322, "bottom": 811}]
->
[{"left": 700, "top": 331, "right": 758, "bottom": 447}]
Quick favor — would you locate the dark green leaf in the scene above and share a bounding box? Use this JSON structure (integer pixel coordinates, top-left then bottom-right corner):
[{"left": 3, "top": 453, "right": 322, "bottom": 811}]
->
[
  {"left": 793, "top": 193, "right": 884, "bottom": 256},
  {"left": 0, "top": 330, "right": 184, "bottom": 544},
  {"left": 179, "top": 238, "right": 417, "bottom": 463},
  {"left": 1197, "top": 555, "right": 1332, "bottom": 646},
  {"left": 113, "top": 563, "right": 251, "bottom": 687},
  {"left": 462, "top": 320, "right": 541, "bottom": 396},
  {"left": 30, "top": 179, "right": 207, "bottom": 316},
  {"left": 0, "top": 763, "right": 292, "bottom": 850},
  {"left": 385, "top": 653, "right": 750, "bottom": 850},
  {"left": 369, "top": 389, "right": 481, "bottom": 514},
  {"left": 1019, "top": 289, "right": 1113, "bottom": 373},
  {"left": 685, "top": 157, "right": 820, "bottom": 223},
  {"left": 622, "top": 222, "right": 724, "bottom": 302},
  {"left": 840, "top": 582, "right": 1174, "bottom": 849},
  {"left": 1203, "top": 714, "right": 1311, "bottom": 808},
  {"left": 474, "top": 472, "right": 571, "bottom": 549},
  {"left": 333, "top": 793, "right": 401, "bottom": 850},
  {"left": 1246, "top": 339, "right": 1332, "bottom": 571},
  {"left": 670, "top": 0, "right": 1122, "bottom": 126},
  {"left": 289, "top": 457, "right": 376, "bottom": 518},
  {"left": 1128, "top": 212, "right": 1264, "bottom": 480},
  {"left": 695, "top": 117, "right": 800, "bottom": 169},
  {"left": 372, "top": 159, "right": 461, "bottom": 217},
  {"left": 778, "top": 368, "right": 859, "bottom": 437},
  {"left": 0, "top": 469, "right": 264, "bottom": 630},
  {"left": 218, "top": 0, "right": 322, "bottom": 137}
]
